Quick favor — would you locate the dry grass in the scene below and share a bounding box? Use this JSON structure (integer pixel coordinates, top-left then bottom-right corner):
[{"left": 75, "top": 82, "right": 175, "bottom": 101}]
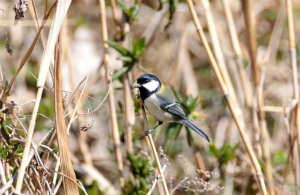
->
[{"left": 0, "top": 0, "right": 300, "bottom": 194}]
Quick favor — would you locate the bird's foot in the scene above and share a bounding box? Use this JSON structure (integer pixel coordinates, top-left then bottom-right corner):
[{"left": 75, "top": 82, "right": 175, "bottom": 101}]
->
[
  {"left": 135, "top": 93, "right": 141, "bottom": 99},
  {"left": 145, "top": 128, "right": 154, "bottom": 136}
]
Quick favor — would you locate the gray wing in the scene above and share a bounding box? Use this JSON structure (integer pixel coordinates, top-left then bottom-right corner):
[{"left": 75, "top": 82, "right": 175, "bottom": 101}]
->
[
  {"left": 157, "top": 98, "right": 187, "bottom": 119},
  {"left": 155, "top": 85, "right": 187, "bottom": 119}
]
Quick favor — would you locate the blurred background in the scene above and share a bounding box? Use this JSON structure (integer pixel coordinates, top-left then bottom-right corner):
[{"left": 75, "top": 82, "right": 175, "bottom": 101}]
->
[{"left": 1, "top": 0, "right": 300, "bottom": 194}]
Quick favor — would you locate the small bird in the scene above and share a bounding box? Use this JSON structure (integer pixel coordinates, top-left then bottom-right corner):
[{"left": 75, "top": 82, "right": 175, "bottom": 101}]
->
[{"left": 134, "top": 74, "right": 210, "bottom": 142}]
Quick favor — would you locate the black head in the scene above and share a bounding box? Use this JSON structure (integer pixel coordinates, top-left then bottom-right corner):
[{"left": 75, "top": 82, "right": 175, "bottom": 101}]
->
[{"left": 135, "top": 74, "right": 161, "bottom": 100}]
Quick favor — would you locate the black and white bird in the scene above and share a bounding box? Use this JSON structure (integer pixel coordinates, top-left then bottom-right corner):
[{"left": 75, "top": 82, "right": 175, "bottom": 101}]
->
[{"left": 134, "top": 74, "right": 210, "bottom": 142}]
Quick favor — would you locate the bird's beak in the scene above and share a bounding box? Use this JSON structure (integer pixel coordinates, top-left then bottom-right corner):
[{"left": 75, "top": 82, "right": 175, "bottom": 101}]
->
[{"left": 134, "top": 84, "right": 141, "bottom": 88}]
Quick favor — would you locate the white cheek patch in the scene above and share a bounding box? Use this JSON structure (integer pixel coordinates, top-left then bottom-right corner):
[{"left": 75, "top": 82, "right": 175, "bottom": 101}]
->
[{"left": 143, "top": 80, "right": 159, "bottom": 92}]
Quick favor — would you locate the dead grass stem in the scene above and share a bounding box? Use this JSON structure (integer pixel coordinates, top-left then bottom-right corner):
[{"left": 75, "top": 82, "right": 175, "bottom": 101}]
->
[
  {"left": 99, "top": 0, "right": 124, "bottom": 188},
  {"left": 186, "top": 0, "right": 268, "bottom": 194}
]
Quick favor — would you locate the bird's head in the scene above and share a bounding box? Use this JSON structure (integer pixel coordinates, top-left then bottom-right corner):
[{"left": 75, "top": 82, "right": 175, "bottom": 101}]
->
[{"left": 134, "top": 74, "right": 161, "bottom": 94}]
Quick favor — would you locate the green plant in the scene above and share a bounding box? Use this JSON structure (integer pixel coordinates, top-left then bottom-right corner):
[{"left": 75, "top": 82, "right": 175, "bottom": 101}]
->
[
  {"left": 118, "top": 0, "right": 140, "bottom": 24},
  {"left": 207, "top": 143, "right": 239, "bottom": 176},
  {"left": 165, "top": 87, "right": 204, "bottom": 146},
  {"left": 106, "top": 37, "right": 146, "bottom": 81},
  {"left": 122, "top": 152, "right": 151, "bottom": 195}
]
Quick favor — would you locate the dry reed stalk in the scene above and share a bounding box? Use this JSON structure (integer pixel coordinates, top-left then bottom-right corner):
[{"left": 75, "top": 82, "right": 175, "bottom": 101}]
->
[
  {"left": 194, "top": 151, "right": 206, "bottom": 170},
  {"left": 286, "top": 0, "right": 300, "bottom": 192},
  {"left": 60, "top": 18, "right": 94, "bottom": 167},
  {"left": 28, "top": 2, "right": 39, "bottom": 31},
  {"left": 99, "top": 0, "right": 124, "bottom": 188},
  {"left": 109, "top": 0, "right": 121, "bottom": 28},
  {"left": 221, "top": 0, "right": 253, "bottom": 107},
  {"left": 138, "top": 98, "right": 169, "bottom": 195},
  {"left": 123, "top": 74, "right": 134, "bottom": 153},
  {"left": 241, "top": 0, "right": 274, "bottom": 194},
  {"left": 120, "top": 4, "right": 135, "bottom": 153},
  {"left": 138, "top": 103, "right": 164, "bottom": 195},
  {"left": 263, "top": 105, "right": 289, "bottom": 113},
  {"left": 241, "top": 0, "right": 259, "bottom": 85},
  {"left": 28, "top": 0, "right": 47, "bottom": 48},
  {"left": 7, "top": 2, "right": 56, "bottom": 93},
  {"left": 53, "top": 37, "right": 79, "bottom": 194},
  {"left": 199, "top": 0, "right": 239, "bottom": 108},
  {"left": 14, "top": 0, "right": 71, "bottom": 193},
  {"left": 185, "top": 0, "right": 267, "bottom": 194},
  {"left": 171, "top": 19, "right": 186, "bottom": 86}
]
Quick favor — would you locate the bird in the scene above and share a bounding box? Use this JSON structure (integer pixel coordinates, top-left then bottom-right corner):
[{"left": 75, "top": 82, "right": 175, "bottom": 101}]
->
[{"left": 134, "top": 74, "right": 210, "bottom": 142}]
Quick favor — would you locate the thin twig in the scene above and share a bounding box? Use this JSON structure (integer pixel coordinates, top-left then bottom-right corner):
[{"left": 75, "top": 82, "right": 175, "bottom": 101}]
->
[
  {"left": 147, "top": 165, "right": 167, "bottom": 195},
  {"left": 66, "top": 76, "right": 88, "bottom": 135}
]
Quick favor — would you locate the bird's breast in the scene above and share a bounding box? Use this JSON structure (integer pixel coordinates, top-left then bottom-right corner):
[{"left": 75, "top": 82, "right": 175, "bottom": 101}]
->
[{"left": 144, "top": 95, "right": 174, "bottom": 122}]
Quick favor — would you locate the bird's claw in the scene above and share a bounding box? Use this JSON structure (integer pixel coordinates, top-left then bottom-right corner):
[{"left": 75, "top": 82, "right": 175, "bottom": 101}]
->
[
  {"left": 145, "top": 128, "right": 154, "bottom": 136},
  {"left": 135, "top": 93, "right": 141, "bottom": 99}
]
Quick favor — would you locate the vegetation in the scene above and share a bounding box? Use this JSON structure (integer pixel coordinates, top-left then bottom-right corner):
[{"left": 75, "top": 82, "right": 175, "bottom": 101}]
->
[{"left": 0, "top": 0, "right": 299, "bottom": 194}]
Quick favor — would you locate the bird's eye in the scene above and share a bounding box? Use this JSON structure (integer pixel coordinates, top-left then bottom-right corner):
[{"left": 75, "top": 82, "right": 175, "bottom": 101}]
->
[{"left": 145, "top": 79, "right": 149, "bottom": 82}]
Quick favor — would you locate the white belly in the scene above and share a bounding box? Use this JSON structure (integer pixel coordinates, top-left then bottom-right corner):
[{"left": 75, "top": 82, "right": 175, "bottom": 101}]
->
[{"left": 144, "top": 95, "right": 174, "bottom": 122}]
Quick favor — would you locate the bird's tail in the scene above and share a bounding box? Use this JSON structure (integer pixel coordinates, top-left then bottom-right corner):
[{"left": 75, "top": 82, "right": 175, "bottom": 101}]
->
[{"left": 180, "top": 119, "right": 210, "bottom": 142}]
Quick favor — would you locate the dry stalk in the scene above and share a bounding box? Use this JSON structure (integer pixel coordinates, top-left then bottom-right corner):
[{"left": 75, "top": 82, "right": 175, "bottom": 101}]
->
[
  {"left": 14, "top": 0, "right": 71, "bottom": 193},
  {"left": 199, "top": 0, "right": 238, "bottom": 108},
  {"left": 185, "top": 0, "right": 267, "bottom": 194},
  {"left": 285, "top": 0, "right": 300, "bottom": 192},
  {"left": 221, "top": 0, "right": 253, "bottom": 107},
  {"left": 120, "top": 3, "right": 135, "bottom": 153},
  {"left": 61, "top": 17, "right": 94, "bottom": 167},
  {"left": 241, "top": 0, "right": 274, "bottom": 194},
  {"left": 28, "top": 0, "right": 47, "bottom": 48},
  {"left": 138, "top": 99, "right": 164, "bottom": 195},
  {"left": 99, "top": 0, "right": 124, "bottom": 188},
  {"left": 147, "top": 165, "right": 167, "bottom": 195},
  {"left": 138, "top": 97, "right": 169, "bottom": 195},
  {"left": 7, "top": 2, "right": 57, "bottom": 93},
  {"left": 123, "top": 74, "right": 135, "bottom": 153},
  {"left": 54, "top": 35, "right": 79, "bottom": 194},
  {"left": 109, "top": 0, "right": 121, "bottom": 28},
  {"left": 0, "top": 158, "right": 8, "bottom": 195}
]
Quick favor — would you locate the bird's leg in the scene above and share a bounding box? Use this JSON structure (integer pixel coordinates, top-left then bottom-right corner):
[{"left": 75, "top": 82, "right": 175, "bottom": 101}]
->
[{"left": 145, "top": 121, "right": 163, "bottom": 136}]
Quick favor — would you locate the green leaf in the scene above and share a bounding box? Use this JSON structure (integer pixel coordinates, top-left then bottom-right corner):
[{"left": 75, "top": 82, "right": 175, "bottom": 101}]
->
[
  {"left": 208, "top": 143, "right": 219, "bottom": 157},
  {"left": 118, "top": 56, "right": 133, "bottom": 62},
  {"left": 186, "top": 126, "right": 196, "bottom": 146},
  {"left": 166, "top": 123, "right": 182, "bottom": 140},
  {"left": 112, "top": 65, "right": 131, "bottom": 81},
  {"left": 1, "top": 120, "right": 10, "bottom": 144},
  {"left": 117, "top": 0, "right": 127, "bottom": 10},
  {"left": 131, "top": 39, "right": 137, "bottom": 57},
  {"left": 0, "top": 145, "right": 13, "bottom": 157},
  {"left": 105, "top": 40, "right": 131, "bottom": 56},
  {"left": 129, "top": 3, "right": 140, "bottom": 20},
  {"left": 169, "top": 0, "right": 177, "bottom": 21},
  {"left": 14, "top": 153, "right": 23, "bottom": 157},
  {"left": 135, "top": 37, "right": 146, "bottom": 58},
  {"left": 187, "top": 95, "right": 199, "bottom": 112}
]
